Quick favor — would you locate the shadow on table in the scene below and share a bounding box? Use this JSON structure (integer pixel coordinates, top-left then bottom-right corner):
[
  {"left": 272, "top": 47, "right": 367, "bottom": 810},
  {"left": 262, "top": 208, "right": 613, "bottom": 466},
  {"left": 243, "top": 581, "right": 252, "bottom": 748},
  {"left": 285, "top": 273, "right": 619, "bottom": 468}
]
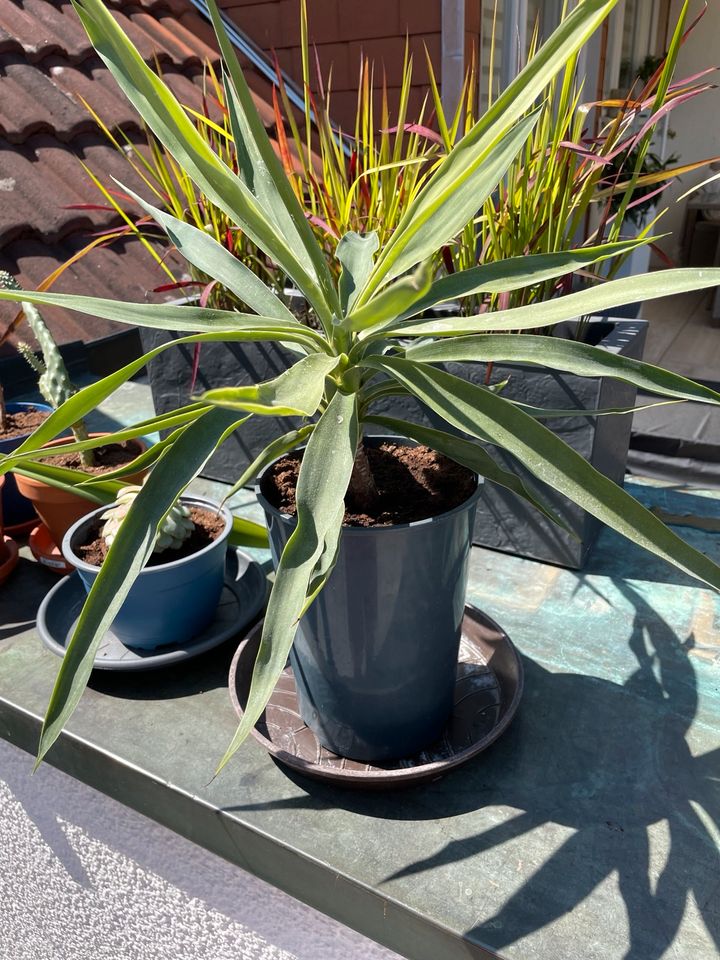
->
[{"left": 226, "top": 581, "right": 720, "bottom": 960}]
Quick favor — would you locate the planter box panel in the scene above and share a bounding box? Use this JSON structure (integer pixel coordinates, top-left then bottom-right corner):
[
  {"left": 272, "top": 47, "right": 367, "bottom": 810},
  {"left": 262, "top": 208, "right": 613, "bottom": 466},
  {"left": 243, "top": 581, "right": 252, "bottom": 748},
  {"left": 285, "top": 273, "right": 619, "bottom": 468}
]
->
[{"left": 141, "top": 329, "right": 303, "bottom": 484}]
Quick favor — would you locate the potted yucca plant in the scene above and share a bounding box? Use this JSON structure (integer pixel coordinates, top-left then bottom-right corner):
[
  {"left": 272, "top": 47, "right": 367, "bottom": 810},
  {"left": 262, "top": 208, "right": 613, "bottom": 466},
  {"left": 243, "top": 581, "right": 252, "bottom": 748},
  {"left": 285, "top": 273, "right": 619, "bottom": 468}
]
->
[{"left": 4, "top": 0, "right": 720, "bottom": 770}]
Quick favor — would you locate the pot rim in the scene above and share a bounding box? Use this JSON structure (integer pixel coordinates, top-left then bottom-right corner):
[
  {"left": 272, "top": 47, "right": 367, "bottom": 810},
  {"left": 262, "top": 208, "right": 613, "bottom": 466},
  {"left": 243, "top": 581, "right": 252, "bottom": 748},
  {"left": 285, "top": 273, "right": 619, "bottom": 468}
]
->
[
  {"left": 0, "top": 401, "right": 55, "bottom": 446},
  {"left": 256, "top": 434, "right": 482, "bottom": 535},
  {"left": 61, "top": 496, "right": 233, "bottom": 574}
]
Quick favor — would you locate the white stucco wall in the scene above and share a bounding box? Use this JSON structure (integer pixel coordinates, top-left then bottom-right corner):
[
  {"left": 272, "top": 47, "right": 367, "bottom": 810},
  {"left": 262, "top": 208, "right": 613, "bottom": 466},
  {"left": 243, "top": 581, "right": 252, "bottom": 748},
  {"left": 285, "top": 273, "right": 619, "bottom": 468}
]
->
[
  {"left": 0, "top": 739, "right": 400, "bottom": 960},
  {"left": 657, "top": 0, "right": 720, "bottom": 262}
]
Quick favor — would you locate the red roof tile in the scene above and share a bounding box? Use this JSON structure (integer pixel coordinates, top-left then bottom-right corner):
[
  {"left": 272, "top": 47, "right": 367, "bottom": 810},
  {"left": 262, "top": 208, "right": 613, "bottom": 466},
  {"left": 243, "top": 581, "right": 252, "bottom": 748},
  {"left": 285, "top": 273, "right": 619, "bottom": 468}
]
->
[{"left": 0, "top": 0, "right": 279, "bottom": 353}]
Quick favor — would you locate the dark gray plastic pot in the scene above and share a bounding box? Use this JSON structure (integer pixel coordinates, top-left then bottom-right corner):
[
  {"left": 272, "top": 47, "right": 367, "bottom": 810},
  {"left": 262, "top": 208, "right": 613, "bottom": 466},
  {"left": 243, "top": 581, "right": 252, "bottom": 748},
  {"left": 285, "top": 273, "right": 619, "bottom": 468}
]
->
[{"left": 256, "top": 437, "right": 481, "bottom": 763}]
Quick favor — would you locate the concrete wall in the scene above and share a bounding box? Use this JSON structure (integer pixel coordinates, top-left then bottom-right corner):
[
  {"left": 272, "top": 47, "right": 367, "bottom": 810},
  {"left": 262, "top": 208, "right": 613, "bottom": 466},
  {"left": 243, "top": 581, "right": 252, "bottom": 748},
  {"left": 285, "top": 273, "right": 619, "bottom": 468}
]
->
[
  {"left": 657, "top": 0, "right": 720, "bottom": 263},
  {"left": 0, "top": 739, "right": 399, "bottom": 960}
]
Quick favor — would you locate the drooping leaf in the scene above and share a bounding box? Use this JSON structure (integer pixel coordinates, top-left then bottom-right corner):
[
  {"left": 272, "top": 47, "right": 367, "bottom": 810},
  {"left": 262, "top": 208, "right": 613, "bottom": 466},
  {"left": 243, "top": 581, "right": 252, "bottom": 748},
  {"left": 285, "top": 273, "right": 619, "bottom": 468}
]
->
[
  {"left": 36, "top": 407, "right": 241, "bottom": 767},
  {"left": 0, "top": 286, "right": 325, "bottom": 344},
  {"left": 362, "top": 356, "right": 720, "bottom": 590},
  {"left": 217, "top": 390, "right": 358, "bottom": 773}
]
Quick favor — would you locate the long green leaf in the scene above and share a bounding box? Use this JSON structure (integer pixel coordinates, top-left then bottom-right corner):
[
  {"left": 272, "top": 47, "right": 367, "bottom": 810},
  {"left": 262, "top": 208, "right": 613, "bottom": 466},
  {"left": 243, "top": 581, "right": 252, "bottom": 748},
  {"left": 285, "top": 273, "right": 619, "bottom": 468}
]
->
[
  {"left": 201, "top": 353, "right": 339, "bottom": 417},
  {"left": 364, "top": 413, "right": 570, "bottom": 531},
  {"left": 5, "top": 406, "right": 207, "bottom": 472},
  {"left": 363, "top": 356, "right": 720, "bottom": 590},
  {"left": 122, "top": 184, "right": 298, "bottom": 324},
  {"left": 229, "top": 515, "right": 269, "bottom": 550},
  {"left": 344, "top": 261, "right": 434, "bottom": 332},
  {"left": 36, "top": 407, "right": 239, "bottom": 766},
  {"left": 12, "top": 461, "right": 121, "bottom": 503},
  {"left": 359, "top": 110, "right": 542, "bottom": 295},
  {"left": 406, "top": 333, "right": 720, "bottom": 404},
  {"left": 379, "top": 268, "right": 720, "bottom": 338},
  {"left": 0, "top": 286, "right": 322, "bottom": 342},
  {"left": 395, "top": 240, "right": 650, "bottom": 320},
  {"left": 217, "top": 390, "right": 359, "bottom": 773},
  {"left": 70, "top": 0, "right": 334, "bottom": 325},
  {"left": 357, "top": 0, "right": 622, "bottom": 302},
  {"left": 206, "top": 0, "right": 339, "bottom": 317}
]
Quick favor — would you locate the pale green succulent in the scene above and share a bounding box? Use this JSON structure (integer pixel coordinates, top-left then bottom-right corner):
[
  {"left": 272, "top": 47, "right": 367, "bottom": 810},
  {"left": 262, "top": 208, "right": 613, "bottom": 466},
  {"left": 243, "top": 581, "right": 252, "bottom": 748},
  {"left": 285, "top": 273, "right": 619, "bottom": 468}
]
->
[{"left": 101, "top": 484, "right": 194, "bottom": 554}]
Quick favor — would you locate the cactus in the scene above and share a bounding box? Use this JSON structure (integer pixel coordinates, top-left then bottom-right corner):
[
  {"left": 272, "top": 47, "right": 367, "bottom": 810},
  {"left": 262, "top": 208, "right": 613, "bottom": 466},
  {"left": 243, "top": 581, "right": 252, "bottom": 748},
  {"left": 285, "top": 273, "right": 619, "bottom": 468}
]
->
[
  {"left": 0, "top": 271, "right": 94, "bottom": 465},
  {"left": 101, "top": 481, "right": 195, "bottom": 554}
]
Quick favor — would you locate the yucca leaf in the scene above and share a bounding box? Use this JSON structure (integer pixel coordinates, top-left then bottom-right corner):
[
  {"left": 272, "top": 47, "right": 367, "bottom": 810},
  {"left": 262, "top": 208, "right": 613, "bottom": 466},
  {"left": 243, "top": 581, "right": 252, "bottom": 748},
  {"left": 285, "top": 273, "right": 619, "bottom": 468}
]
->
[
  {"left": 35, "top": 407, "right": 241, "bottom": 767},
  {"left": 358, "top": 110, "right": 542, "bottom": 297},
  {"left": 201, "top": 353, "right": 340, "bottom": 417},
  {"left": 70, "top": 0, "right": 334, "bottom": 325},
  {"left": 357, "top": 0, "right": 622, "bottom": 302},
  {"left": 393, "top": 239, "right": 651, "bottom": 321},
  {"left": 229, "top": 515, "right": 270, "bottom": 550},
  {"left": 221, "top": 425, "right": 316, "bottom": 504},
  {"left": 0, "top": 286, "right": 325, "bottom": 344},
  {"left": 121, "top": 183, "right": 298, "bottom": 324},
  {"left": 217, "top": 390, "right": 358, "bottom": 773},
  {"left": 380, "top": 268, "right": 720, "bottom": 338},
  {"left": 406, "top": 333, "right": 720, "bottom": 404},
  {"left": 362, "top": 356, "right": 720, "bottom": 590},
  {"left": 344, "top": 260, "right": 434, "bottom": 332},
  {"left": 207, "top": 0, "right": 339, "bottom": 318}
]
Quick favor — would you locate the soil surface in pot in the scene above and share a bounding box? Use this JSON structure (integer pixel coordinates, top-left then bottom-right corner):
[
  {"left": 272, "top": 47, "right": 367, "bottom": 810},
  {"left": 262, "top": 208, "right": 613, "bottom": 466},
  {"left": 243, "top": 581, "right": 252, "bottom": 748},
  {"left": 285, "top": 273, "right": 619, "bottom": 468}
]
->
[
  {"left": 0, "top": 406, "right": 49, "bottom": 440},
  {"left": 44, "top": 440, "right": 143, "bottom": 475},
  {"left": 77, "top": 506, "right": 226, "bottom": 567},
  {"left": 263, "top": 441, "right": 476, "bottom": 527}
]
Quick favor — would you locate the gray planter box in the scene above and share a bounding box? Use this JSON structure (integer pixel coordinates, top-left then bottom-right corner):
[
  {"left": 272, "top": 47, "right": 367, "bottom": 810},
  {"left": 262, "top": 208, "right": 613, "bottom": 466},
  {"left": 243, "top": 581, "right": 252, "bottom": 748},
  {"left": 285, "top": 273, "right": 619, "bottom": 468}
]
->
[
  {"left": 372, "top": 318, "right": 648, "bottom": 568},
  {"left": 142, "top": 318, "right": 647, "bottom": 569}
]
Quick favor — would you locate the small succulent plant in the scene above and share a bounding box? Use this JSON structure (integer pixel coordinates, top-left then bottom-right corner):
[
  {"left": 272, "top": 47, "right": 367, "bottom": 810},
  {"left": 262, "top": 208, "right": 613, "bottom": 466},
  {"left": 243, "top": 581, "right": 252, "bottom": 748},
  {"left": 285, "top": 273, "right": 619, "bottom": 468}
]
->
[
  {"left": 0, "top": 270, "right": 94, "bottom": 465},
  {"left": 101, "top": 483, "right": 195, "bottom": 554}
]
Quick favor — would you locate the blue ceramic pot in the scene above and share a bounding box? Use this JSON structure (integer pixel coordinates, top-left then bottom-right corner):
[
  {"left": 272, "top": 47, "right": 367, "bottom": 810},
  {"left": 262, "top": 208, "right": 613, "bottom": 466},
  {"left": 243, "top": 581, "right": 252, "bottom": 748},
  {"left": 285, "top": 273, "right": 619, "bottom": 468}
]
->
[
  {"left": 61, "top": 497, "right": 232, "bottom": 650},
  {"left": 0, "top": 401, "right": 54, "bottom": 528},
  {"left": 257, "top": 437, "right": 481, "bottom": 763}
]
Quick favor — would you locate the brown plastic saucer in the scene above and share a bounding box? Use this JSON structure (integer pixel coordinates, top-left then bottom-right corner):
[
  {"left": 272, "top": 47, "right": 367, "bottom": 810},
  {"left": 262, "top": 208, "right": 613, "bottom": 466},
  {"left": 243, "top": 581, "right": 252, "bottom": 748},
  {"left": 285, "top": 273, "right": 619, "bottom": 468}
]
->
[{"left": 228, "top": 605, "right": 523, "bottom": 788}]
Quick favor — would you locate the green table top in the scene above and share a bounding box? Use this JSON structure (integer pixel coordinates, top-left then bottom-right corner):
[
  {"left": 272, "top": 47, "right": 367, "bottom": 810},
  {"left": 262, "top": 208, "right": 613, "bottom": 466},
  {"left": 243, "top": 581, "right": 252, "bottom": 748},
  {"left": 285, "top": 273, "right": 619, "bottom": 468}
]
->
[{"left": 2, "top": 466, "right": 719, "bottom": 960}]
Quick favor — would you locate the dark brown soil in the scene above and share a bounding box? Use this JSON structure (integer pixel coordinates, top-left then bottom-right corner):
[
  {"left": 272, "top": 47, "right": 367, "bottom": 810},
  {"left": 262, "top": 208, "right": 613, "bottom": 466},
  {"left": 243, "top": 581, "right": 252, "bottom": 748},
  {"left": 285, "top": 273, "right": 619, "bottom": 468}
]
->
[
  {"left": 77, "top": 505, "right": 226, "bottom": 568},
  {"left": 45, "top": 440, "right": 143, "bottom": 475},
  {"left": 262, "top": 441, "right": 476, "bottom": 527},
  {"left": 0, "top": 407, "right": 49, "bottom": 440}
]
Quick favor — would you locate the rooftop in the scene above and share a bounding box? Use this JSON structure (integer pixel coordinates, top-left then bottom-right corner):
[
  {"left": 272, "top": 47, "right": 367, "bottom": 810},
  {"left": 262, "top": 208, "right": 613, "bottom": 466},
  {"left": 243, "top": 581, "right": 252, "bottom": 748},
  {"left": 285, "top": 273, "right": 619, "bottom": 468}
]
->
[{"left": 0, "top": 0, "right": 277, "bottom": 354}]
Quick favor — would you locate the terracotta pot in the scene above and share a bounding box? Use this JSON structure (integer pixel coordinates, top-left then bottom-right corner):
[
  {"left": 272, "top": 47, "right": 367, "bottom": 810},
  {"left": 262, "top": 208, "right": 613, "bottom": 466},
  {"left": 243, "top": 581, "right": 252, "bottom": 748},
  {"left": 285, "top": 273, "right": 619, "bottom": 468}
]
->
[
  {"left": 0, "top": 476, "right": 20, "bottom": 584},
  {"left": 14, "top": 434, "right": 148, "bottom": 549}
]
